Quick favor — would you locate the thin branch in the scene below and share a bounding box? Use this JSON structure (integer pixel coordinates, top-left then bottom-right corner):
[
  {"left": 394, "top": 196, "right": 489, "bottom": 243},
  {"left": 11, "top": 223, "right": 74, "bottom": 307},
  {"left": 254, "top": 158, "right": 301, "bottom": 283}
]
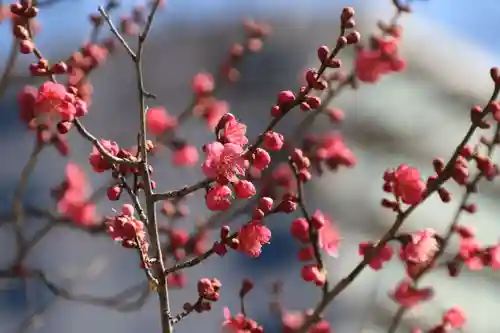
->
[
  {"left": 73, "top": 118, "right": 141, "bottom": 166},
  {"left": 164, "top": 245, "right": 217, "bottom": 275},
  {"left": 170, "top": 297, "right": 200, "bottom": 325},
  {"left": 139, "top": 0, "right": 162, "bottom": 43},
  {"left": 153, "top": 178, "right": 213, "bottom": 201},
  {"left": 15, "top": 220, "right": 54, "bottom": 263},
  {"left": 37, "top": 270, "right": 148, "bottom": 309},
  {"left": 12, "top": 141, "right": 45, "bottom": 255},
  {"left": 290, "top": 160, "right": 328, "bottom": 295},
  {"left": 163, "top": 206, "right": 284, "bottom": 275},
  {"left": 89, "top": 0, "right": 120, "bottom": 43},
  {"left": 97, "top": 5, "right": 137, "bottom": 60},
  {"left": 0, "top": 39, "right": 19, "bottom": 99},
  {"left": 117, "top": 172, "right": 148, "bottom": 222}
]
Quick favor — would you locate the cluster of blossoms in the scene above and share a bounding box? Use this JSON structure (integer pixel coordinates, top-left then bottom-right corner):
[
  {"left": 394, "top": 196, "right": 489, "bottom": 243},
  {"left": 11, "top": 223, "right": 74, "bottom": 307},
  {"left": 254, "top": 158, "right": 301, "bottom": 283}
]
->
[
  {"left": 391, "top": 279, "right": 434, "bottom": 308},
  {"left": 222, "top": 307, "right": 263, "bottom": 333},
  {"left": 412, "top": 307, "right": 466, "bottom": 333},
  {"left": 291, "top": 210, "right": 340, "bottom": 287},
  {"left": 65, "top": 42, "right": 112, "bottom": 104},
  {"left": 354, "top": 33, "right": 406, "bottom": 83},
  {"left": 203, "top": 279, "right": 264, "bottom": 333},
  {"left": 281, "top": 310, "right": 332, "bottom": 333},
  {"left": 52, "top": 163, "right": 97, "bottom": 226},
  {"left": 18, "top": 81, "right": 88, "bottom": 131},
  {"left": 8, "top": 1, "right": 40, "bottom": 53},
  {"left": 162, "top": 223, "right": 209, "bottom": 262},
  {"left": 382, "top": 164, "right": 427, "bottom": 207},
  {"left": 161, "top": 198, "right": 189, "bottom": 220},
  {"left": 147, "top": 106, "right": 179, "bottom": 138},
  {"left": 18, "top": 87, "right": 70, "bottom": 153},
  {"left": 106, "top": 204, "right": 147, "bottom": 250},
  {"left": 194, "top": 97, "right": 230, "bottom": 130},
  {"left": 87, "top": 139, "right": 156, "bottom": 201},
  {"left": 303, "top": 132, "right": 356, "bottom": 173},
  {"left": 181, "top": 278, "right": 222, "bottom": 314},
  {"left": 447, "top": 224, "right": 500, "bottom": 274},
  {"left": 117, "top": 1, "right": 166, "bottom": 36},
  {"left": 219, "top": 19, "right": 271, "bottom": 82},
  {"left": 211, "top": 195, "right": 274, "bottom": 258},
  {"left": 202, "top": 113, "right": 263, "bottom": 210}
]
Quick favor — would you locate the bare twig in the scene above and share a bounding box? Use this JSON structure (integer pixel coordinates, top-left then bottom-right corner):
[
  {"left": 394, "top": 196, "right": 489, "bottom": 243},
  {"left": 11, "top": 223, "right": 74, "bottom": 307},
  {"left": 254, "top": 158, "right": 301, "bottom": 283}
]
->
[
  {"left": 73, "top": 118, "right": 141, "bottom": 166},
  {"left": 98, "top": 5, "right": 137, "bottom": 60},
  {"left": 0, "top": 39, "right": 19, "bottom": 99},
  {"left": 13, "top": 141, "right": 45, "bottom": 255},
  {"left": 290, "top": 160, "right": 328, "bottom": 295}
]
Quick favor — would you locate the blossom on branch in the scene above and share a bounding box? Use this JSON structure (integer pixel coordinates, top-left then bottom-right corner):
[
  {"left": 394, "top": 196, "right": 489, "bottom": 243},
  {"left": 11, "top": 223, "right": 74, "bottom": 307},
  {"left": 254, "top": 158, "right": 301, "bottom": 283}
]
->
[{"left": 202, "top": 142, "right": 247, "bottom": 183}]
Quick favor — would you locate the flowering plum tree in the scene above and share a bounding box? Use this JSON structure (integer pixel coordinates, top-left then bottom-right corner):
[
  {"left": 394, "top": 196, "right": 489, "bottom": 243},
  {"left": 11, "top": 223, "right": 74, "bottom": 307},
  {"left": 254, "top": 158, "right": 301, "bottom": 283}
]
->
[{"left": 0, "top": 0, "right": 495, "bottom": 333}]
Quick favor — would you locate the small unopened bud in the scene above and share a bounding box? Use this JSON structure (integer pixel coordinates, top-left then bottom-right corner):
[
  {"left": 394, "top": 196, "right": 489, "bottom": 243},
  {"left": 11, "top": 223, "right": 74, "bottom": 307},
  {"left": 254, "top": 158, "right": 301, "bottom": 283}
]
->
[
  {"left": 491, "top": 67, "right": 500, "bottom": 84},
  {"left": 462, "top": 203, "right": 477, "bottom": 214},
  {"left": 270, "top": 105, "right": 281, "bottom": 117},
  {"left": 326, "top": 58, "right": 342, "bottom": 68},
  {"left": 13, "top": 25, "right": 29, "bottom": 40},
  {"left": 343, "top": 19, "right": 356, "bottom": 29},
  {"left": 107, "top": 185, "right": 122, "bottom": 201},
  {"left": 305, "top": 96, "right": 321, "bottom": 109},
  {"left": 438, "top": 187, "right": 451, "bottom": 203},
  {"left": 317, "top": 45, "right": 330, "bottom": 63},
  {"left": 220, "top": 225, "right": 230, "bottom": 240},
  {"left": 51, "top": 61, "right": 68, "bottom": 74},
  {"left": 300, "top": 102, "right": 311, "bottom": 112},
  {"left": 447, "top": 260, "right": 462, "bottom": 277},
  {"left": 19, "top": 39, "right": 35, "bottom": 54},
  {"left": 239, "top": 278, "right": 254, "bottom": 298},
  {"left": 56, "top": 121, "right": 72, "bottom": 134},
  {"left": 340, "top": 7, "right": 355, "bottom": 24},
  {"left": 24, "top": 6, "right": 39, "bottom": 18},
  {"left": 10, "top": 3, "right": 25, "bottom": 16},
  {"left": 277, "top": 90, "right": 296, "bottom": 106},
  {"left": 346, "top": 31, "right": 361, "bottom": 44},
  {"left": 337, "top": 36, "right": 348, "bottom": 47},
  {"left": 215, "top": 113, "right": 236, "bottom": 137}
]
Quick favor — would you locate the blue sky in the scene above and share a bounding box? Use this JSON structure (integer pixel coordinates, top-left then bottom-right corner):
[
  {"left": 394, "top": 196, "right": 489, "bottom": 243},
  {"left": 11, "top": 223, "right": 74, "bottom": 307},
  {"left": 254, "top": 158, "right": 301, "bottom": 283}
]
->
[
  {"left": 2, "top": 0, "right": 498, "bottom": 57},
  {"left": 416, "top": 0, "right": 500, "bottom": 54}
]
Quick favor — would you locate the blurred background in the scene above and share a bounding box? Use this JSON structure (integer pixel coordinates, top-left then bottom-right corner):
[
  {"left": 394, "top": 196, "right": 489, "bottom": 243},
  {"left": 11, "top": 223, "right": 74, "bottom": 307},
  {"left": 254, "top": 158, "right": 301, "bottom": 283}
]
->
[{"left": 1, "top": 0, "right": 500, "bottom": 332}]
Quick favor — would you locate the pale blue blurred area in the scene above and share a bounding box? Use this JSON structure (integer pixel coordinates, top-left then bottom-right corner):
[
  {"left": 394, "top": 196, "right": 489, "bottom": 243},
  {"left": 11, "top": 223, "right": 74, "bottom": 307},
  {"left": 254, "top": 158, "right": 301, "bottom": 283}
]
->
[
  {"left": 417, "top": 0, "right": 500, "bottom": 53},
  {"left": 1, "top": 0, "right": 500, "bottom": 333}
]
